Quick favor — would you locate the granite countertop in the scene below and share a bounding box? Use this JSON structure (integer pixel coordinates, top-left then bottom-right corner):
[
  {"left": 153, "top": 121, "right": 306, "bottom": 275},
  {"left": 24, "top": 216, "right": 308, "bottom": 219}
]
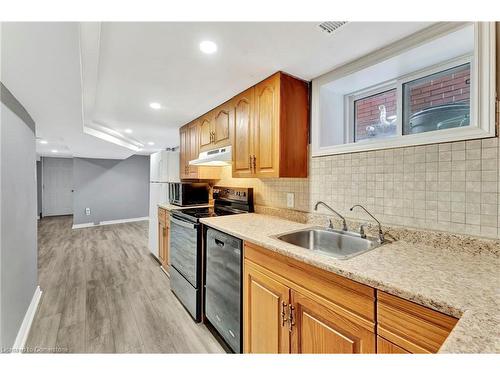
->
[
  {"left": 200, "top": 213, "right": 500, "bottom": 353},
  {"left": 158, "top": 202, "right": 213, "bottom": 211}
]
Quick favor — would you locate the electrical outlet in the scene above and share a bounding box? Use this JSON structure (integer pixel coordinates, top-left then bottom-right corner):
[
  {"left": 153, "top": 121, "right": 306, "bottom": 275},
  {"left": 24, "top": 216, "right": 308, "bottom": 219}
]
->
[
  {"left": 85, "top": 208, "right": 91, "bottom": 216},
  {"left": 286, "top": 193, "right": 295, "bottom": 208}
]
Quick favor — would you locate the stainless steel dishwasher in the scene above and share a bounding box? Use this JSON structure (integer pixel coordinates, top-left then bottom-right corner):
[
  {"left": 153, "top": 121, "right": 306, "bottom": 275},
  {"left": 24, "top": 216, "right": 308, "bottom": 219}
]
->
[{"left": 205, "top": 228, "right": 242, "bottom": 353}]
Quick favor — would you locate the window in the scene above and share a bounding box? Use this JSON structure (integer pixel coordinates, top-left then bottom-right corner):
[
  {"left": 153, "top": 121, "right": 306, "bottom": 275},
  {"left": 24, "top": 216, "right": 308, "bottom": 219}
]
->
[
  {"left": 403, "top": 63, "right": 470, "bottom": 135},
  {"left": 312, "top": 23, "right": 496, "bottom": 157},
  {"left": 354, "top": 89, "right": 397, "bottom": 142}
]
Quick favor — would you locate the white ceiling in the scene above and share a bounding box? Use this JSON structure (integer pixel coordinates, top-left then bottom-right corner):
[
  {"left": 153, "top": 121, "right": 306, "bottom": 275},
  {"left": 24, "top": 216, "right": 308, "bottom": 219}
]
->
[{"left": 1, "top": 21, "right": 434, "bottom": 159}]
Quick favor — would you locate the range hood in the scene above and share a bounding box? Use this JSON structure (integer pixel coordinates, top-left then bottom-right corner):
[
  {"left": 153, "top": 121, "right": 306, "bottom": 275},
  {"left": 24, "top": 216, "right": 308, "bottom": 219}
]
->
[{"left": 189, "top": 146, "right": 232, "bottom": 166}]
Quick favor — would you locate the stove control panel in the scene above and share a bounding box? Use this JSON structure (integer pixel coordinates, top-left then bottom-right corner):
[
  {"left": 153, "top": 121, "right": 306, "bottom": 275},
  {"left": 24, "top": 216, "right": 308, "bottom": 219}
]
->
[{"left": 213, "top": 186, "right": 254, "bottom": 204}]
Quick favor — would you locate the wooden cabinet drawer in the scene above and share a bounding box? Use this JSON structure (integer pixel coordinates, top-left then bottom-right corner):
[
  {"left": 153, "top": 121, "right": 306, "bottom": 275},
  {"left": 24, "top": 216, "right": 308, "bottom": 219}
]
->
[
  {"left": 377, "top": 291, "right": 458, "bottom": 353},
  {"left": 158, "top": 207, "right": 167, "bottom": 225},
  {"left": 377, "top": 336, "right": 409, "bottom": 354}
]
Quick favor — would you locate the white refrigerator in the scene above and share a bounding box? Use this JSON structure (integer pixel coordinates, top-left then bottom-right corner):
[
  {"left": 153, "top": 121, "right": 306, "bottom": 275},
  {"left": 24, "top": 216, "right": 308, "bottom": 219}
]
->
[{"left": 149, "top": 150, "right": 180, "bottom": 257}]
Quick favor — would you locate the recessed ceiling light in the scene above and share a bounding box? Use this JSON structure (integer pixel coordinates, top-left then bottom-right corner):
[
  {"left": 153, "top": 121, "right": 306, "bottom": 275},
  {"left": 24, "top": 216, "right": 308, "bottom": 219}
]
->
[
  {"left": 39, "top": 140, "right": 48, "bottom": 144},
  {"left": 51, "top": 149, "right": 58, "bottom": 153},
  {"left": 199, "top": 40, "right": 217, "bottom": 54},
  {"left": 148, "top": 142, "right": 155, "bottom": 146},
  {"left": 149, "top": 102, "right": 161, "bottom": 110},
  {"left": 124, "top": 129, "right": 133, "bottom": 134}
]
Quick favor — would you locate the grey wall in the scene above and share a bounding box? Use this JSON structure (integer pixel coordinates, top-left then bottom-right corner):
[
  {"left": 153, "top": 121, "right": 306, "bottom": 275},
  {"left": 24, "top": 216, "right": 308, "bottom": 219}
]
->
[
  {"left": 0, "top": 84, "right": 38, "bottom": 349},
  {"left": 73, "top": 155, "right": 150, "bottom": 225},
  {"left": 36, "top": 160, "right": 42, "bottom": 217}
]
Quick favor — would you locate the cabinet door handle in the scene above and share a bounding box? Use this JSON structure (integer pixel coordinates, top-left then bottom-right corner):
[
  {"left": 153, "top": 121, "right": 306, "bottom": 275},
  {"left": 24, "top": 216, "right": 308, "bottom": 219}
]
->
[
  {"left": 281, "top": 301, "right": 288, "bottom": 327},
  {"left": 252, "top": 155, "right": 257, "bottom": 172},
  {"left": 288, "top": 304, "right": 295, "bottom": 332}
]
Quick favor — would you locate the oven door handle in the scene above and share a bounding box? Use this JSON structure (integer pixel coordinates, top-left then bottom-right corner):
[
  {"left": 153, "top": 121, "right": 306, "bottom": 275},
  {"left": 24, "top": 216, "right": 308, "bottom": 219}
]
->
[{"left": 171, "top": 217, "right": 197, "bottom": 229}]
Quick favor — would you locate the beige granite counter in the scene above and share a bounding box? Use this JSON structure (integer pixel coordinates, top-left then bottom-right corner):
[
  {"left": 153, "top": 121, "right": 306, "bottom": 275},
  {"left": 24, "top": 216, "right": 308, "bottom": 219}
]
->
[
  {"left": 158, "top": 202, "right": 212, "bottom": 211},
  {"left": 200, "top": 213, "right": 500, "bottom": 353}
]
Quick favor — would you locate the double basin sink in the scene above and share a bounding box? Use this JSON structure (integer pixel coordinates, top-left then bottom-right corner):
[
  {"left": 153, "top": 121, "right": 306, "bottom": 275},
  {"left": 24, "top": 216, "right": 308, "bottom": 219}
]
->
[{"left": 274, "top": 227, "right": 381, "bottom": 260}]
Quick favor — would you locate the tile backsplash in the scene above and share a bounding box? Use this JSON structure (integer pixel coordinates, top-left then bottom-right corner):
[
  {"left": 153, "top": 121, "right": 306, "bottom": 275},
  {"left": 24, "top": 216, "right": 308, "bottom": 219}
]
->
[{"left": 215, "top": 137, "right": 500, "bottom": 239}]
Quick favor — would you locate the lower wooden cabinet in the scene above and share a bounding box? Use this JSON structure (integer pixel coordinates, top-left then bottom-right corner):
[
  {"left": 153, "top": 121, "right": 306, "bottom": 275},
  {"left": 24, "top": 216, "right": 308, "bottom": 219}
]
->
[
  {"left": 158, "top": 208, "right": 170, "bottom": 271},
  {"left": 376, "top": 291, "right": 458, "bottom": 353},
  {"left": 243, "top": 261, "right": 290, "bottom": 353},
  {"left": 243, "top": 241, "right": 459, "bottom": 354},
  {"left": 290, "top": 290, "right": 375, "bottom": 353},
  {"left": 376, "top": 336, "right": 410, "bottom": 354},
  {"left": 243, "top": 242, "right": 376, "bottom": 354}
]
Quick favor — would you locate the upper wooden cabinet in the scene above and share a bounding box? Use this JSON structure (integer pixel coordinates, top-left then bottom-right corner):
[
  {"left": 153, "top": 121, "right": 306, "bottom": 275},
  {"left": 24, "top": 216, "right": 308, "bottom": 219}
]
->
[
  {"left": 179, "top": 121, "right": 222, "bottom": 180},
  {"left": 198, "top": 105, "right": 232, "bottom": 152},
  {"left": 199, "top": 115, "right": 212, "bottom": 150},
  {"left": 232, "top": 88, "right": 254, "bottom": 178},
  {"left": 178, "top": 71, "right": 310, "bottom": 179},
  {"left": 233, "top": 72, "right": 309, "bottom": 178},
  {"left": 180, "top": 121, "right": 200, "bottom": 179}
]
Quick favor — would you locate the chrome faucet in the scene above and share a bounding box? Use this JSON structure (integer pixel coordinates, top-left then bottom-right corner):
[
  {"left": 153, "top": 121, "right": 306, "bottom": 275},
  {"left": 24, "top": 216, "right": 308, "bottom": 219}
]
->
[
  {"left": 314, "top": 201, "right": 348, "bottom": 231},
  {"left": 350, "top": 204, "right": 384, "bottom": 243}
]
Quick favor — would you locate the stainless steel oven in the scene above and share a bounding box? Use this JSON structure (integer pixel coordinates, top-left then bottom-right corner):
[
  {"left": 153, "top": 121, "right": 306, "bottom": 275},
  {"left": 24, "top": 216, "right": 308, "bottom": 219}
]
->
[
  {"left": 169, "top": 214, "right": 202, "bottom": 321},
  {"left": 168, "top": 182, "right": 209, "bottom": 207}
]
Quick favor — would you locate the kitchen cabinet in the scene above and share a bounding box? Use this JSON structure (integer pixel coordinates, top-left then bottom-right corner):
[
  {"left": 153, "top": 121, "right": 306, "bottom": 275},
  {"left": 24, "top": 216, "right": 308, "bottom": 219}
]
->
[
  {"left": 232, "top": 88, "right": 254, "bottom": 178},
  {"left": 290, "top": 289, "right": 375, "bottom": 353},
  {"left": 243, "top": 260, "right": 290, "bottom": 353},
  {"left": 243, "top": 242, "right": 376, "bottom": 354},
  {"left": 376, "top": 291, "right": 458, "bottom": 354},
  {"left": 158, "top": 207, "right": 170, "bottom": 271},
  {"left": 376, "top": 336, "right": 410, "bottom": 354},
  {"left": 199, "top": 104, "right": 232, "bottom": 152},
  {"left": 233, "top": 72, "right": 309, "bottom": 178},
  {"left": 243, "top": 241, "right": 458, "bottom": 354},
  {"left": 199, "top": 114, "right": 213, "bottom": 151},
  {"left": 178, "top": 71, "right": 309, "bottom": 179},
  {"left": 179, "top": 121, "right": 221, "bottom": 180}
]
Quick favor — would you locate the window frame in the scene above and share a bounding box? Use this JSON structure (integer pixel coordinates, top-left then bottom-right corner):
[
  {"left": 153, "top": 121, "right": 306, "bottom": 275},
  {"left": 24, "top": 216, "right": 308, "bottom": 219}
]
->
[
  {"left": 311, "top": 22, "right": 496, "bottom": 157},
  {"left": 345, "top": 55, "right": 473, "bottom": 144}
]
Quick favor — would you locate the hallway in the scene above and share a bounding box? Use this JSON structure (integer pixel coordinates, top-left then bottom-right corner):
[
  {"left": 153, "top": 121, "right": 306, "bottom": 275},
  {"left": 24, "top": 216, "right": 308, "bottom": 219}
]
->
[{"left": 26, "top": 216, "right": 224, "bottom": 353}]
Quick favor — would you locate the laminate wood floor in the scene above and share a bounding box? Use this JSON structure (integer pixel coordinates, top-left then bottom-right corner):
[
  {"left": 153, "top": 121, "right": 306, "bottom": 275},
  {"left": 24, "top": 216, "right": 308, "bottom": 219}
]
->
[{"left": 26, "top": 216, "right": 225, "bottom": 353}]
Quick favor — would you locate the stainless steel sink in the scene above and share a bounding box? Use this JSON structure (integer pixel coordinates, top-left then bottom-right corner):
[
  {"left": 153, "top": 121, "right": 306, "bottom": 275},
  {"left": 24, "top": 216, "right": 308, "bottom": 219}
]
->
[{"left": 274, "top": 227, "right": 381, "bottom": 260}]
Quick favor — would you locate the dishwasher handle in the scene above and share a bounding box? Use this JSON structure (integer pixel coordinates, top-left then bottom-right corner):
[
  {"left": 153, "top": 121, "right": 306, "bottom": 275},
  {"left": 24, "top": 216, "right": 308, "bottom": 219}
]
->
[{"left": 171, "top": 217, "right": 197, "bottom": 229}]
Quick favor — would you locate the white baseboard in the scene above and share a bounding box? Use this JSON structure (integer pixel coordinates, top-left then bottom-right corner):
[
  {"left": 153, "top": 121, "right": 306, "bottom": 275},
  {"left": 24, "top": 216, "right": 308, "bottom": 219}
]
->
[
  {"left": 72, "top": 216, "right": 149, "bottom": 229},
  {"left": 72, "top": 222, "right": 94, "bottom": 229},
  {"left": 12, "top": 286, "right": 42, "bottom": 353},
  {"left": 99, "top": 217, "right": 149, "bottom": 226}
]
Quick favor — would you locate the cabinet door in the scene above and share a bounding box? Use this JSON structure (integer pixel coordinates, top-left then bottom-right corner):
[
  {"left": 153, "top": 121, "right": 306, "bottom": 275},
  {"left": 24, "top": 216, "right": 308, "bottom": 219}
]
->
[
  {"left": 158, "top": 221, "right": 166, "bottom": 265},
  {"left": 243, "top": 261, "right": 290, "bottom": 353},
  {"left": 163, "top": 224, "right": 170, "bottom": 269},
  {"left": 290, "top": 290, "right": 376, "bottom": 354},
  {"left": 254, "top": 73, "right": 280, "bottom": 178},
  {"left": 188, "top": 122, "right": 199, "bottom": 178},
  {"left": 179, "top": 127, "right": 189, "bottom": 179},
  {"left": 199, "top": 115, "right": 213, "bottom": 151},
  {"left": 232, "top": 88, "right": 254, "bottom": 178},
  {"left": 213, "top": 105, "right": 231, "bottom": 147}
]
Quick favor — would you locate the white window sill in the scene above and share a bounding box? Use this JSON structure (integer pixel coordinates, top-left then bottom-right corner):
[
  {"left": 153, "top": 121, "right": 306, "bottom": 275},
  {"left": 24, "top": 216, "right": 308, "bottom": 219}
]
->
[{"left": 312, "top": 125, "right": 496, "bottom": 157}]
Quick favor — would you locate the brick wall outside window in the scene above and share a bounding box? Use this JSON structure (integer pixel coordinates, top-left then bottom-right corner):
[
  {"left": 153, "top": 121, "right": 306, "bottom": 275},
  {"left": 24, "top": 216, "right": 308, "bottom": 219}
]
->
[{"left": 408, "top": 65, "right": 470, "bottom": 113}]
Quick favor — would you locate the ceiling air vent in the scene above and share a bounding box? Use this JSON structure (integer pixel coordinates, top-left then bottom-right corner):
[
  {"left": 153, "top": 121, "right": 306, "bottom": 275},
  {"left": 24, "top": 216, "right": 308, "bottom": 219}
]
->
[{"left": 317, "top": 21, "right": 347, "bottom": 35}]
